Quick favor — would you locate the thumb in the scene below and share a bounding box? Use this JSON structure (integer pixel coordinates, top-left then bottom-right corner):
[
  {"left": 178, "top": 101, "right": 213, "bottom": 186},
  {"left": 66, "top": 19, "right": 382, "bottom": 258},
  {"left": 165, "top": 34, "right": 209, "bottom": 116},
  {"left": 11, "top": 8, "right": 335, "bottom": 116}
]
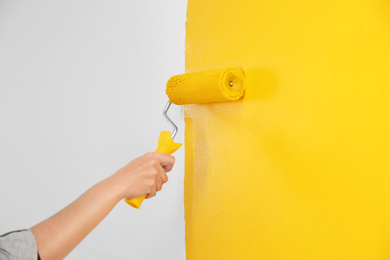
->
[{"left": 154, "top": 153, "right": 175, "bottom": 172}]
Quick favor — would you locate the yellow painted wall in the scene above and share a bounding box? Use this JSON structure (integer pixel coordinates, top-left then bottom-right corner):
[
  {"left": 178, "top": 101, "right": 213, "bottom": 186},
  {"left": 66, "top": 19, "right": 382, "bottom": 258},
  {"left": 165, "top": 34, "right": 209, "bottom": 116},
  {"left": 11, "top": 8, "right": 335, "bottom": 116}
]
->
[{"left": 184, "top": 1, "right": 390, "bottom": 259}]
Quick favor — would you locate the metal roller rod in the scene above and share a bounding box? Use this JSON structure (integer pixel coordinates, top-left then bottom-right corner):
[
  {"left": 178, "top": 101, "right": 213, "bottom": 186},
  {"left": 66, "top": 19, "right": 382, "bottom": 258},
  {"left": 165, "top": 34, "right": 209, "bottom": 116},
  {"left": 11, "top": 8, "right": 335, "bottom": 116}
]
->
[{"left": 163, "top": 100, "right": 178, "bottom": 140}]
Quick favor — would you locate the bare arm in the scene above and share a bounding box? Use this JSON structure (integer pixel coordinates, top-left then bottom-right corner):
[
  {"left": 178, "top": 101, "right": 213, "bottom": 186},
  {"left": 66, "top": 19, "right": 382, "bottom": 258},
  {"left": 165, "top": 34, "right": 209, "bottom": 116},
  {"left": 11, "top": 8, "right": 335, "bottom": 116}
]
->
[{"left": 31, "top": 152, "right": 175, "bottom": 260}]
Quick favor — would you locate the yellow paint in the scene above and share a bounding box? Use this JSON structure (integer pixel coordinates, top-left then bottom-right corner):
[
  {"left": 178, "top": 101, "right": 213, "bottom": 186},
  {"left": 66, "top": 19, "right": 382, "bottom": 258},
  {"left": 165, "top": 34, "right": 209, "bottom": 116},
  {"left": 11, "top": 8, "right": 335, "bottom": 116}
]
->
[
  {"left": 125, "top": 131, "right": 182, "bottom": 208},
  {"left": 166, "top": 68, "right": 245, "bottom": 105},
  {"left": 184, "top": 1, "right": 390, "bottom": 259}
]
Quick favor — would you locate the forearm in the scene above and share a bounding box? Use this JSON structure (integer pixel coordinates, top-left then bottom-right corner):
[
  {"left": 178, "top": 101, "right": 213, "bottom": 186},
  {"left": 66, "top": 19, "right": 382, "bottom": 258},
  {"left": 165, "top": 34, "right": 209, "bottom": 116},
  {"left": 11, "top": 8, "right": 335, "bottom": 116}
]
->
[
  {"left": 31, "top": 175, "right": 124, "bottom": 260},
  {"left": 30, "top": 152, "right": 175, "bottom": 260}
]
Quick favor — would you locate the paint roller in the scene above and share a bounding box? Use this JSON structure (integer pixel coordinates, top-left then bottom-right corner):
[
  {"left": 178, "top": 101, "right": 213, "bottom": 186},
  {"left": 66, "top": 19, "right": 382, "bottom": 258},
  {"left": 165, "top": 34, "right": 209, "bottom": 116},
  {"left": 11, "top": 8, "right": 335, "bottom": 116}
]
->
[{"left": 125, "top": 67, "right": 246, "bottom": 208}]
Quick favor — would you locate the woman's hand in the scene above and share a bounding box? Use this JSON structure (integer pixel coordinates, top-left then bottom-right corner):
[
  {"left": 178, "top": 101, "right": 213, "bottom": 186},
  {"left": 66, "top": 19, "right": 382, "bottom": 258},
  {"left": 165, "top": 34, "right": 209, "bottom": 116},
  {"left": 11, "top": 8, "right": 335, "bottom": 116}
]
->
[{"left": 112, "top": 152, "right": 176, "bottom": 200}]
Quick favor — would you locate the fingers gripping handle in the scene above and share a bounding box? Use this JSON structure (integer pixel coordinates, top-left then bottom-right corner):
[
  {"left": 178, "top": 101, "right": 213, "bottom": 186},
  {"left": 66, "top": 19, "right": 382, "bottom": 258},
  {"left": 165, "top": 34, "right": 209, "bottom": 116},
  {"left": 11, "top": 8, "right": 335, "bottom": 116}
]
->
[{"left": 125, "top": 131, "right": 182, "bottom": 209}]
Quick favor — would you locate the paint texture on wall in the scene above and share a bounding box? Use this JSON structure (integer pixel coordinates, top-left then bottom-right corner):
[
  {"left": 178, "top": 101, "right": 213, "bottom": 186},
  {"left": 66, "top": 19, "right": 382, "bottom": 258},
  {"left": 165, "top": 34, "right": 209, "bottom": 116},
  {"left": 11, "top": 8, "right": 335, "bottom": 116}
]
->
[{"left": 184, "top": 1, "right": 390, "bottom": 259}]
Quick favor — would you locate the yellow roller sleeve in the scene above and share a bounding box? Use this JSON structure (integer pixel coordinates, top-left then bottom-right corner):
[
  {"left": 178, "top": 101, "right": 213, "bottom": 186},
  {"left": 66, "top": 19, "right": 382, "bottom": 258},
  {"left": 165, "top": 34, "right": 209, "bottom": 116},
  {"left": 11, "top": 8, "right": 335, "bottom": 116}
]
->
[
  {"left": 125, "top": 131, "right": 182, "bottom": 209},
  {"left": 166, "top": 68, "right": 246, "bottom": 105}
]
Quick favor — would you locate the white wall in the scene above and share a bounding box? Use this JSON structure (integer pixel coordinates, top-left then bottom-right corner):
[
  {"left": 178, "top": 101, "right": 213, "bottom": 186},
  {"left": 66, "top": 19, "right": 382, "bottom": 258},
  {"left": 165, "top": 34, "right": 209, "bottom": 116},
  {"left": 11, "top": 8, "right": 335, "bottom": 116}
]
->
[{"left": 0, "top": 1, "right": 186, "bottom": 259}]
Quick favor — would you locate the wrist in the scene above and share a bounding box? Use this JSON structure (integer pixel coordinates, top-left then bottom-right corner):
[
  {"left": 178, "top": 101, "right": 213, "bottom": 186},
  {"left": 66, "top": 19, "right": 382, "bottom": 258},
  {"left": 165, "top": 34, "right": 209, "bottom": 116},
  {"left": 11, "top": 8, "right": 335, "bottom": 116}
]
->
[{"left": 104, "top": 173, "right": 127, "bottom": 203}]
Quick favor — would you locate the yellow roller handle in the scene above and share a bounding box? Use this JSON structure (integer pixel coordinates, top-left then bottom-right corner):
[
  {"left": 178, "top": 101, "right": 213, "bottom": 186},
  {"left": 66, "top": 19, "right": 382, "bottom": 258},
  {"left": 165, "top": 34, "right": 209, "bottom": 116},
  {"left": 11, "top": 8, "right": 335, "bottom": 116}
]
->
[{"left": 125, "top": 131, "right": 182, "bottom": 209}]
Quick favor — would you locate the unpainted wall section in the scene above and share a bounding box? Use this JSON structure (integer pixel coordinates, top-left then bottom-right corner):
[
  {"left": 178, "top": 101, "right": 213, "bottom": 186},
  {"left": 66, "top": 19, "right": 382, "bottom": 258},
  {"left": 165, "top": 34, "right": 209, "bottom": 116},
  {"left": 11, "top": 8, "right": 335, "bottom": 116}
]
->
[{"left": 0, "top": 1, "right": 187, "bottom": 259}]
